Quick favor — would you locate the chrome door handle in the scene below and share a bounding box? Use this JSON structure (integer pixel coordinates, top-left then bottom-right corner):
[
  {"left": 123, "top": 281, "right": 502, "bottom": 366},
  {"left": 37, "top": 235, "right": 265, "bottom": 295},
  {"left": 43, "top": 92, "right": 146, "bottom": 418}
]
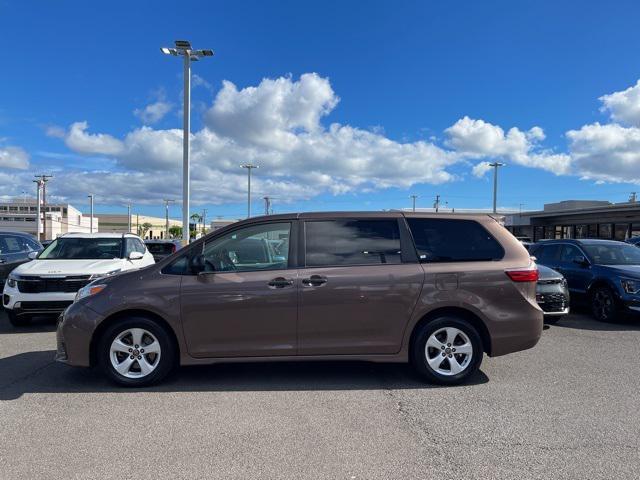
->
[
  {"left": 268, "top": 277, "right": 294, "bottom": 288},
  {"left": 302, "top": 275, "right": 327, "bottom": 287}
]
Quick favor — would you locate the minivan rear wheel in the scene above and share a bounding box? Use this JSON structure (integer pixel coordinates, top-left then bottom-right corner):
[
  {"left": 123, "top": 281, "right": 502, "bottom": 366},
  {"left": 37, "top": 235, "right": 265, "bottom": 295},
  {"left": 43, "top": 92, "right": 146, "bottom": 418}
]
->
[
  {"left": 411, "top": 317, "right": 483, "bottom": 385},
  {"left": 98, "top": 316, "right": 175, "bottom": 387}
]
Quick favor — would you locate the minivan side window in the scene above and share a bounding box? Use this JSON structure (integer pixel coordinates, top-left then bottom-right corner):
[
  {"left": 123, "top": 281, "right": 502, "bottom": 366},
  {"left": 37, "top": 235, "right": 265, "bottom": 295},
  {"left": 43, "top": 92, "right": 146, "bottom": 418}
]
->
[
  {"left": 202, "top": 222, "right": 291, "bottom": 272},
  {"left": 406, "top": 218, "right": 504, "bottom": 262},
  {"left": 305, "top": 219, "right": 401, "bottom": 267}
]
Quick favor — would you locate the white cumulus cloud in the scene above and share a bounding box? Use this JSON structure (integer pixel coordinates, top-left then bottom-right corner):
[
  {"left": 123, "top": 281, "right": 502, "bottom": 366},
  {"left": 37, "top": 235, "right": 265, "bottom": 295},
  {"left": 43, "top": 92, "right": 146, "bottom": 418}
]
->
[
  {"left": 599, "top": 80, "right": 640, "bottom": 126},
  {"left": 0, "top": 146, "right": 30, "bottom": 169}
]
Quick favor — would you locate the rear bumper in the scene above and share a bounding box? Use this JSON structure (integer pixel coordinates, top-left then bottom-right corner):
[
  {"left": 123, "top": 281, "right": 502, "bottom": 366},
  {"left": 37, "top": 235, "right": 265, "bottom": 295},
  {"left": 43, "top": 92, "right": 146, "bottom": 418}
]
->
[{"left": 487, "top": 303, "right": 544, "bottom": 357}]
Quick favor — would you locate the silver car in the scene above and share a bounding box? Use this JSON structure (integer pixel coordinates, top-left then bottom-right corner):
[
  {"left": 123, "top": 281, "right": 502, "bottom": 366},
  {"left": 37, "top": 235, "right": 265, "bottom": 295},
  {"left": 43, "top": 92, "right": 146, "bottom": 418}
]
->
[{"left": 536, "top": 265, "right": 570, "bottom": 323}]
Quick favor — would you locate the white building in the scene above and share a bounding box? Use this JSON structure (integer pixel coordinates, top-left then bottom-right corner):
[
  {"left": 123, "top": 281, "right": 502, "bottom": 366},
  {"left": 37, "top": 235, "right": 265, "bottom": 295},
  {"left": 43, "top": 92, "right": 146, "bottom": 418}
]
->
[{"left": 0, "top": 199, "right": 98, "bottom": 241}]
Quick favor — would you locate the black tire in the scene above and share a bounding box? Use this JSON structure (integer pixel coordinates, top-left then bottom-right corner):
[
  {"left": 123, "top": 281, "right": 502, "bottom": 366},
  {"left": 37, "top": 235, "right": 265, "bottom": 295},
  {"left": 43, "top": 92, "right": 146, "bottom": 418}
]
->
[
  {"left": 591, "top": 286, "right": 620, "bottom": 322},
  {"left": 98, "top": 316, "right": 176, "bottom": 387},
  {"left": 410, "top": 316, "right": 483, "bottom": 386},
  {"left": 7, "top": 310, "right": 31, "bottom": 327}
]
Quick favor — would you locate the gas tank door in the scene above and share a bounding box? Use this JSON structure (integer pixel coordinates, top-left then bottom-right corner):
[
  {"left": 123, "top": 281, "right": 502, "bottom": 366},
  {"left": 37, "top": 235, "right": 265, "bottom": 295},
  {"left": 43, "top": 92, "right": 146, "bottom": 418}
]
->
[{"left": 435, "top": 273, "right": 458, "bottom": 291}]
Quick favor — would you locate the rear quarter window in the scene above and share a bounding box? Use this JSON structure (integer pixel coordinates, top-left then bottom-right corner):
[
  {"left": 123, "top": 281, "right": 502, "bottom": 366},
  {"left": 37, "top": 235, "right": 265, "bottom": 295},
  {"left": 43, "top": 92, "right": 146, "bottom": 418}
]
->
[{"left": 407, "top": 218, "right": 504, "bottom": 262}]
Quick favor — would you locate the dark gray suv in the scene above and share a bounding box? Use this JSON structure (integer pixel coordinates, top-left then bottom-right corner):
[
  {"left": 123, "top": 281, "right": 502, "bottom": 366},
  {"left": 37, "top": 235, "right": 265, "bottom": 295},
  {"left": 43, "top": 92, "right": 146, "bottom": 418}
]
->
[{"left": 56, "top": 212, "right": 543, "bottom": 387}]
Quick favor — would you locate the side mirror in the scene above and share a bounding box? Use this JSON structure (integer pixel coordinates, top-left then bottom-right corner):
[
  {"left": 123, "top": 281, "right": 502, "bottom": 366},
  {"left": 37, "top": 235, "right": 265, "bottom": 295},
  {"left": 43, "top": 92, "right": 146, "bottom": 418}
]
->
[
  {"left": 129, "top": 251, "right": 144, "bottom": 261},
  {"left": 573, "top": 255, "right": 588, "bottom": 266},
  {"left": 28, "top": 251, "right": 38, "bottom": 260}
]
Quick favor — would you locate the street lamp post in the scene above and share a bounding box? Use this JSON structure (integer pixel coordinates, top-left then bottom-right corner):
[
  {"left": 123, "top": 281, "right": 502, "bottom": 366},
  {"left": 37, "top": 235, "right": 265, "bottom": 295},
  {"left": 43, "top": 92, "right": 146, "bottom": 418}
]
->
[
  {"left": 88, "top": 194, "right": 94, "bottom": 233},
  {"left": 489, "top": 162, "right": 505, "bottom": 214},
  {"left": 163, "top": 199, "right": 175, "bottom": 239},
  {"left": 127, "top": 204, "right": 132, "bottom": 233},
  {"left": 410, "top": 194, "right": 418, "bottom": 212},
  {"left": 241, "top": 164, "right": 259, "bottom": 218},
  {"left": 33, "top": 180, "right": 42, "bottom": 241},
  {"left": 161, "top": 40, "right": 214, "bottom": 246}
]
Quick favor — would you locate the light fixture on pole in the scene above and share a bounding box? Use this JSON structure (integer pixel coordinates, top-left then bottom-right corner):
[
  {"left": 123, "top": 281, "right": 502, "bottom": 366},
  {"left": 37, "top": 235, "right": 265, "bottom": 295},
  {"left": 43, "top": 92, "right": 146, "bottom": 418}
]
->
[
  {"left": 163, "top": 199, "right": 175, "bottom": 239},
  {"left": 241, "top": 164, "right": 259, "bottom": 218},
  {"left": 489, "top": 162, "right": 505, "bottom": 214},
  {"left": 161, "top": 40, "right": 214, "bottom": 246},
  {"left": 88, "top": 194, "right": 94, "bottom": 233}
]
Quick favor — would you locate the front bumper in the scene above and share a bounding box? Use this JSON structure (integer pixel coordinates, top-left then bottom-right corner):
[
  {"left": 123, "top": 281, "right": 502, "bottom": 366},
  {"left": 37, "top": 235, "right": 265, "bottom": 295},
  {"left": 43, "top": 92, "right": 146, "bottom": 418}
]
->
[
  {"left": 3, "top": 284, "right": 76, "bottom": 316},
  {"left": 55, "top": 301, "right": 104, "bottom": 367}
]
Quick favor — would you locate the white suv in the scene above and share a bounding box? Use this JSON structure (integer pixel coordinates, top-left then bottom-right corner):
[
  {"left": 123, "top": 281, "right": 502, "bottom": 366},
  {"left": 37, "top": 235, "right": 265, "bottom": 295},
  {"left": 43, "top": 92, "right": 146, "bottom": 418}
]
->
[{"left": 3, "top": 233, "right": 154, "bottom": 326}]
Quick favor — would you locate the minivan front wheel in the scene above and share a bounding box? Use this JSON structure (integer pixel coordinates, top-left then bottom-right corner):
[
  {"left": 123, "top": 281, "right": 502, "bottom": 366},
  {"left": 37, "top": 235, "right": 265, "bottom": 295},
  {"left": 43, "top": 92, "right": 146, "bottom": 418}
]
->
[
  {"left": 98, "top": 317, "right": 175, "bottom": 387},
  {"left": 411, "top": 317, "right": 483, "bottom": 385}
]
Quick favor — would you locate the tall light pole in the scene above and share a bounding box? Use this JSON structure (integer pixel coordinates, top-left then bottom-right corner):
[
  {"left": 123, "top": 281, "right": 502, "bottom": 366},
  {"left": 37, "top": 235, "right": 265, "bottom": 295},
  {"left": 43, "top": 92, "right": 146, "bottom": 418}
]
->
[
  {"left": 163, "top": 199, "right": 175, "bottom": 239},
  {"left": 88, "top": 194, "right": 94, "bottom": 233},
  {"left": 410, "top": 194, "right": 418, "bottom": 212},
  {"left": 241, "top": 164, "right": 259, "bottom": 218},
  {"left": 263, "top": 196, "right": 272, "bottom": 215},
  {"left": 127, "top": 204, "right": 132, "bottom": 233},
  {"left": 489, "top": 162, "right": 505, "bottom": 214},
  {"left": 161, "top": 40, "right": 214, "bottom": 245},
  {"left": 33, "top": 179, "right": 42, "bottom": 241},
  {"left": 34, "top": 175, "right": 52, "bottom": 240}
]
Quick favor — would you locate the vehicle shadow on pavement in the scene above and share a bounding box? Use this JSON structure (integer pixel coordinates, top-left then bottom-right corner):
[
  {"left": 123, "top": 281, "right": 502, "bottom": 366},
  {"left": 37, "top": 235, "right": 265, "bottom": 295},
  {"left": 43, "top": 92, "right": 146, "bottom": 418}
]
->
[
  {"left": 547, "top": 310, "right": 640, "bottom": 332},
  {"left": 0, "top": 314, "right": 57, "bottom": 334},
  {"left": 0, "top": 351, "right": 489, "bottom": 400}
]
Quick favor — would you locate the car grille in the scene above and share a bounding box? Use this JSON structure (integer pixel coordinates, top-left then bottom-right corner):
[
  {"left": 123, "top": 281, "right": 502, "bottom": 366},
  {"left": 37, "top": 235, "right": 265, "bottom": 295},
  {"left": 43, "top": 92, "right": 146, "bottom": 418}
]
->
[
  {"left": 19, "top": 301, "right": 73, "bottom": 311},
  {"left": 537, "top": 292, "right": 568, "bottom": 313},
  {"left": 17, "top": 275, "right": 92, "bottom": 293}
]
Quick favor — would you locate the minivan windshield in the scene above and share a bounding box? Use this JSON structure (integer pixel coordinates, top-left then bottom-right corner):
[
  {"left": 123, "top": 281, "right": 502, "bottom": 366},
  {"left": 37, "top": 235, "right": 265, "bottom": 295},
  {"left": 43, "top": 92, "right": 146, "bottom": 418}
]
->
[
  {"left": 39, "top": 238, "right": 123, "bottom": 260},
  {"left": 583, "top": 243, "right": 640, "bottom": 265}
]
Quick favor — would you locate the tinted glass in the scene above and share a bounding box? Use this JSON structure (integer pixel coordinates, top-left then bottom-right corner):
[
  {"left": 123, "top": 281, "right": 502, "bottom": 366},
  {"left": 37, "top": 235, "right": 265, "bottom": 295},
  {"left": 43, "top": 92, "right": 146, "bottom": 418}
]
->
[
  {"left": 203, "top": 222, "right": 290, "bottom": 272},
  {"left": 407, "top": 218, "right": 503, "bottom": 263},
  {"left": 560, "top": 245, "right": 582, "bottom": 263},
  {"left": 535, "top": 244, "right": 561, "bottom": 264},
  {"left": 40, "top": 238, "right": 123, "bottom": 259},
  {"left": 125, "top": 238, "right": 146, "bottom": 255},
  {"left": 0, "top": 235, "right": 31, "bottom": 254},
  {"left": 146, "top": 243, "right": 175, "bottom": 255},
  {"left": 583, "top": 243, "right": 640, "bottom": 265},
  {"left": 305, "top": 219, "right": 401, "bottom": 267}
]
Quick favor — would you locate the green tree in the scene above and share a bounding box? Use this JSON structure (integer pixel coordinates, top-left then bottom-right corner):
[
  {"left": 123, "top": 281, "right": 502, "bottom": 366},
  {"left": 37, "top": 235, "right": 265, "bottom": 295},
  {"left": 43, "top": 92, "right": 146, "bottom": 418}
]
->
[
  {"left": 168, "top": 225, "right": 182, "bottom": 239},
  {"left": 138, "top": 222, "right": 153, "bottom": 238},
  {"left": 189, "top": 213, "right": 202, "bottom": 238}
]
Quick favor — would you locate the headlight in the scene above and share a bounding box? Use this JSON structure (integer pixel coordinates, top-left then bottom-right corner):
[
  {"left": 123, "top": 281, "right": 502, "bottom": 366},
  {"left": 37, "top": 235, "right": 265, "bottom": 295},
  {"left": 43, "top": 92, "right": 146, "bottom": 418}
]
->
[
  {"left": 621, "top": 278, "right": 640, "bottom": 294},
  {"left": 89, "top": 269, "right": 121, "bottom": 280},
  {"left": 75, "top": 283, "right": 107, "bottom": 302},
  {"left": 6, "top": 274, "right": 17, "bottom": 288}
]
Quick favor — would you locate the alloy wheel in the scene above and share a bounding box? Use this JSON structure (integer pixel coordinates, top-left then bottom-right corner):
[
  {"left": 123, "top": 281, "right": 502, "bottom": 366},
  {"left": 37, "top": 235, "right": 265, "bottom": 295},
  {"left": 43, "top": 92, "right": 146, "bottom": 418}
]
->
[
  {"left": 424, "top": 327, "right": 473, "bottom": 376},
  {"left": 593, "top": 289, "right": 614, "bottom": 321},
  {"left": 109, "top": 328, "right": 162, "bottom": 379}
]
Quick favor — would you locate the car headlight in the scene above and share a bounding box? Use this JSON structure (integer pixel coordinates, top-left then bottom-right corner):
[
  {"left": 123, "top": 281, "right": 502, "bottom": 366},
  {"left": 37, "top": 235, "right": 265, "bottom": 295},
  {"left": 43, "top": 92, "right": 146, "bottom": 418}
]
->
[
  {"left": 75, "top": 283, "right": 107, "bottom": 302},
  {"left": 621, "top": 278, "right": 640, "bottom": 294},
  {"left": 89, "top": 269, "right": 121, "bottom": 280},
  {"left": 6, "top": 273, "right": 17, "bottom": 288}
]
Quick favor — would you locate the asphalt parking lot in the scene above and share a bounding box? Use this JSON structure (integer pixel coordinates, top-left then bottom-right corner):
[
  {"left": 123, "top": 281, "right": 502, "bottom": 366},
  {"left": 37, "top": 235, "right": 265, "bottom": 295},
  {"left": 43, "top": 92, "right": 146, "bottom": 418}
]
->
[{"left": 0, "top": 310, "right": 639, "bottom": 480}]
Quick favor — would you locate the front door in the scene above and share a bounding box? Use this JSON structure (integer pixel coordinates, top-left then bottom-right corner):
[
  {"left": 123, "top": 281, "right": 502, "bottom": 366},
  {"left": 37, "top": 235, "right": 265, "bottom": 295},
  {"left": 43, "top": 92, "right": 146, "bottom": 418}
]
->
[
  {"left": 558, "top": 244, "right": 592, "bottom": 295},
  {"left": 181, "top": 221, "right": 298, "bottom": 358},
  {"left": 298, "top": 218, "right": 424, "bottom": 355}
]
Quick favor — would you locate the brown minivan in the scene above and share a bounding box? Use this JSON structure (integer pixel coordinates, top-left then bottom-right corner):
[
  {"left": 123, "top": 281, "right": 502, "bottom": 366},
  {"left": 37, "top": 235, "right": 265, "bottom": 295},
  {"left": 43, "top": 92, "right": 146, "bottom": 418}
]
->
[{"left": 56, "top": 212, "right": 543, "bottom": 387}]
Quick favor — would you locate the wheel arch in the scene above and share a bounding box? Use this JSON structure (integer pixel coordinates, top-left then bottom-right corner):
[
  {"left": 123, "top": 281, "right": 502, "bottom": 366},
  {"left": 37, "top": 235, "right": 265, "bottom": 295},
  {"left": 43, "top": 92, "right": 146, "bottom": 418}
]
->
[
  {"left": 408, "top": 306, "right": 492, "bottom": 357},
  {"left": 587, "top": 277, "right": 620, "bottom": 299},
  {"left": 89, "top": 309, "right": 180, "bottom": 367}
]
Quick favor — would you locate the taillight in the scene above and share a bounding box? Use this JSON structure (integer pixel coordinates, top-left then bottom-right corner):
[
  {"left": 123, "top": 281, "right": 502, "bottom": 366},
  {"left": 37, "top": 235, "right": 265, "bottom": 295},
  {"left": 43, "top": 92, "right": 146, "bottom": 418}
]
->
[{"left": 505, "top": 269, "right": 539, "bottom": 282}]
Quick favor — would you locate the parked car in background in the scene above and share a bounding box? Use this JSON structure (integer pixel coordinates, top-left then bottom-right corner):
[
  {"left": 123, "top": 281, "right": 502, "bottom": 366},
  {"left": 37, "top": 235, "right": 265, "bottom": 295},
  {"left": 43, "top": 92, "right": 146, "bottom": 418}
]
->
[
  {"left": 530, "top": 239, "right": 640, "bottom": 322},
  {"left": 56, "top": 212, "right": 543, "bottom": 387},
  {"left": 3, "top": 233, "right": 154, "bottom": 326},
  {"left": 144, "top": 239, "right": 182, "bottom": 262},
  {"left": 535, "top": 265, "right": 570, "bottom": 323},
  {"left": 0, "top": 232, "right": 42, "bottom": 285}
]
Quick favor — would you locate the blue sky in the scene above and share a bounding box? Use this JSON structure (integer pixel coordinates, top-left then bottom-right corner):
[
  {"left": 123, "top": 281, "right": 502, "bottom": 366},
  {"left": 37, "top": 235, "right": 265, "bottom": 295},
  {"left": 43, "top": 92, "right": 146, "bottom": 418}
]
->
[{"left": 2, "top": 0, "right": 640, "bottom": 219}]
